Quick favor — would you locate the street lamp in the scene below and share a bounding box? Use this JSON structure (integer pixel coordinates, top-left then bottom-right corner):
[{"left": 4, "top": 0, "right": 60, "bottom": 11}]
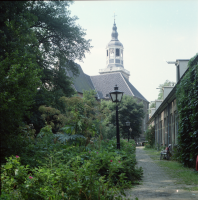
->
[
  {"left": 129, "top": 127, "right": 133, "bottom": 139},
  {"left": 109, "top": 85, "right": 124, "bottom": 149},
  {"left": 126, "top": 121, "right": 130, "bottom": 142}
]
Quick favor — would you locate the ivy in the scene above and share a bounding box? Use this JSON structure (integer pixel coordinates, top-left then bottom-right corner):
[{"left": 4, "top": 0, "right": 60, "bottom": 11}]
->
[{"left": 176, "top": 53, "right": 198, "bottom": 167}]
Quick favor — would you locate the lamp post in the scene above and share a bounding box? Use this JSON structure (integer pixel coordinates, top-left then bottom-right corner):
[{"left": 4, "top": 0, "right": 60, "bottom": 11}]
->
[
  {"left": 126, "top": 121, "right": 130, "bottom": 142},
  {"left": 129, "top": 127, "right": 132, "bottom": 139},
  {"left": 109, "top": 85, "right": 124, "bottom": 149}
]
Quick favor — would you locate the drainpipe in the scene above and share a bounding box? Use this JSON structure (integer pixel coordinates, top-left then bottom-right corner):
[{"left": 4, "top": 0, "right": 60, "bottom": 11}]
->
[
  {"left": 155, "top": 117, "right": 157, "bottom": 146},
  {"left": 158, "top": 114, "right": 160, "bottom": 150},
  {"left": 167, "top": 103, "right": 170, "bottom": 145}
]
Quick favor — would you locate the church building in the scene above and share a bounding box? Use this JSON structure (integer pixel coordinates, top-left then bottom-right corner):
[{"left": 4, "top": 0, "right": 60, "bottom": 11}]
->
[{"left": 66, "top": 20, "right": 149, "bottom": 143}]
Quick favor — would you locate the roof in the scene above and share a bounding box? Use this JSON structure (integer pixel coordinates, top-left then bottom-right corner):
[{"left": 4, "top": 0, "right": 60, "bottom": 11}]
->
[
  {"left": 66, "top": 64, "right": 148, "bottom": 103},
  {"left": 107, "top": 40, "right": 123, "bottom": 47},
  {"left": 122, "top": 75, "right": 149, "bottom": 102},
  {"left": 66, "top": 64, "right": 95, "bottom": 94},
  {"left": 90, "top": 72, "right": 149, "bottom": 102}
]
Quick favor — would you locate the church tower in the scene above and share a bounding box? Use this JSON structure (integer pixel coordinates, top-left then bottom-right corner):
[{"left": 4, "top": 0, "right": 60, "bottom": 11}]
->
[{"left": 99, "top": 20, "right": 130, "bottom": 80}]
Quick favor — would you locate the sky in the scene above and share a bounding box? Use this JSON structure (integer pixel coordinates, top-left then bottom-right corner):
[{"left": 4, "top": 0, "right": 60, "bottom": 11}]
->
[{"left": 69, "top": 0, "right": 198, "bottom": 103}]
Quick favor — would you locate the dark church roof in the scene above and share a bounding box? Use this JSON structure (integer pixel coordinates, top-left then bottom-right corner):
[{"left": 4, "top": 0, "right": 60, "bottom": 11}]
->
[
  {"left": 122, "top": 75, "right": 148, "bottom": 102},
  {"left": 66, "top": 64, "right": 148, "bottom": 102},
  {"left": 90, "top": 72, "right": 148, "bottom": 102},
  {"left": 66, "top": 64, "right": 95, "bottom": 94}
]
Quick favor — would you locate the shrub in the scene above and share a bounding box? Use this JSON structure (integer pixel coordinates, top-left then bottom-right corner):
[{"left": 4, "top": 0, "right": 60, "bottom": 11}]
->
[
  {"left": 144, "top": 126, "right": 155, "bottom": 148},
  {"left": 1, "top": 138, "right": 142, "bottom": 200}
]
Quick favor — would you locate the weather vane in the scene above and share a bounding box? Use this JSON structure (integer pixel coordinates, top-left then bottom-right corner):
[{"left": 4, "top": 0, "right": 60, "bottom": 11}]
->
[{"left": 113, "top": 13, "right": 117, "bottom": 22}]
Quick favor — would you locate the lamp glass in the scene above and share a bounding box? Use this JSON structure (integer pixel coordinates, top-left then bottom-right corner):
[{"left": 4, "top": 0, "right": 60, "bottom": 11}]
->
[
  {"left": 126, "top": 122, "right": 130, "bottom": 126},
  {"left": 117, "top": 93, "right": 123, "bottom": 102},
  {"left": 110, "top": 93, "right": 117, "bottom": 102}
]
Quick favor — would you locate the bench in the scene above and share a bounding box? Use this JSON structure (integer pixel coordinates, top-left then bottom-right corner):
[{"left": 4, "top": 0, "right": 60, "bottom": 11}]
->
[{"left": 160, "top": 144, "right": 171, "bottom": 160}]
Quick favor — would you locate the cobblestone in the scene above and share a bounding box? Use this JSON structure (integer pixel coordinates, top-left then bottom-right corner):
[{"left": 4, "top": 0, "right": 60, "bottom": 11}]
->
[{"left": 125, "top": 147, "right": 198, "bottom": 200}]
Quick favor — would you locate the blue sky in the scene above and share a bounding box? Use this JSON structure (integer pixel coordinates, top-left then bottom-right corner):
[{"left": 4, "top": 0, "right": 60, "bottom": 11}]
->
[{"left": 69, "top": 1, "right": 198, "bottom": 102}]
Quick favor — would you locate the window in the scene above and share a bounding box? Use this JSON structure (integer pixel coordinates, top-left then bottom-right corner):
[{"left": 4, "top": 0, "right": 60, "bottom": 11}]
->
[
  {"left": 116, "top": 49, "right": 120, "bottom": 56},
  {"left": 121, "top": 50, "right": 123, "bottom": 57},
  {"left": 107, "top": 50, "right": 108, "bottom": 57},
  {"left": 110, "top": 48, "right": 114, "bottom": 58}
]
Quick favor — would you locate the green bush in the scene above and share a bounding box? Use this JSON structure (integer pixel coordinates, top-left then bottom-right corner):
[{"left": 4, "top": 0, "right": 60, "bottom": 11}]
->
[
  {"left": 144, "top": 143, "right": 152, "bottom": 149},
  {"left": 144, "top": 126, "right": 155, "bottom": 148},
  {"left": 1, "top": 135, "right": 142, "bottom": 200}
]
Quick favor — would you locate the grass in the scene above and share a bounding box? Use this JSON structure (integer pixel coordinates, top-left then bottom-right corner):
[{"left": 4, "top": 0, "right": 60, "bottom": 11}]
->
[{"left": 143, "top": 147, "right": 198, "bottom": 191}]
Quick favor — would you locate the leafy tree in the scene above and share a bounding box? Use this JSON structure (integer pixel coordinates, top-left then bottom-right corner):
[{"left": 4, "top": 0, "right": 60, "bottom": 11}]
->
[
  {"left": 0, "top": 2, "right": 92, "bottom": 163},
  {"left": 144, "top": 125, "right": 155, "bottom": 147},
  {"left": 28, "top": 1, "right": 91, "bottom": 85},
  {"left": 158, "top": 80, "right": 175, "bottom": 100},
  {"left": 176, "top": 53, "right": 198, "bottom": 167},
  {"left": 25, "top": 1, "right": 92, "bottom": 132},
  {"left": 0, "top": 2, "right": 41, "bottom": 135},
  {"left": 150, "top": 102, "right": 155, "bottom": 108},
  {"left": 101, "top": 95, "right": 145, "bottom": 139},
  {"left": 60, "top": 90, "right": 100, "bottom": 140},
  {"left": 0, "top": 1, "right": 92, "bottom": 135}
]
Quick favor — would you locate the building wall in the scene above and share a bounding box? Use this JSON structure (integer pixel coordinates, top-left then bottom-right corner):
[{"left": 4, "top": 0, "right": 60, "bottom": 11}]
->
[{"left": 151, "top": 98, "right": 179, "bottom": 147}]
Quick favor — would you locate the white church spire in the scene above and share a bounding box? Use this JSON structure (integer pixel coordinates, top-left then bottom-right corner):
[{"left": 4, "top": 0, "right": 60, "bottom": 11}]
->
[{"left": 99, "top": 19, "right": 130, "bottom": 80}]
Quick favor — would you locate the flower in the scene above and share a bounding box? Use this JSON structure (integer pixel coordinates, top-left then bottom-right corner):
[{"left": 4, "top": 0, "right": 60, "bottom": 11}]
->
[
  {"left": 89, "top": 151, "right": 91, "bottom": 153},
  {"left": 16, "top": 155, "right": 19, "bottom": 158},
  {"left": 29, "top": 176, "right": 33, "bottom": 179},
  {"left": 97, "top": 152, "right": 98, "bottom": 154},
  {"left": 118, "top": 161, "right": 121, "bottom": 163},
  {"left": 110, "top": 160, "right": 113, "bottom": 162}
]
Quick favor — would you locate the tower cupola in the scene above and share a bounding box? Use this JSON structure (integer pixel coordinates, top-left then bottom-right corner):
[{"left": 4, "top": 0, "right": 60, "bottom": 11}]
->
[{"left": 99, "top": 20, "right": 130, "bottom": 80}]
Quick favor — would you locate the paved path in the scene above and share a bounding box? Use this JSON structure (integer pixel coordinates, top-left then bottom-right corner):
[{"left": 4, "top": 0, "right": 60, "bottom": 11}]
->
[{"left": 125, "top": 147, "right": 198, "bottom": 200}]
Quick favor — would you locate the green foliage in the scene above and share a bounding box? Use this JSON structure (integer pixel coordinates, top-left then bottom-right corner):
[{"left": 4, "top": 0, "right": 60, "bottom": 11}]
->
[
  {"left": 176, "top": 53, "right": 198, "bottom": 167},
  {"left": 25, "top": 1, "right": 92, "bottom": 133},
  {"left": 0, "top": 1, "right": 91, "bottom": 136},
  {"left": 101, "top": 95, "right": 145, "bottom": 139},
  {"left": 60, "top": 92, "right": 101, "bottom": 140},
  {"left": 158, "top": 80, "right": 175, "bottom": 100},
  {"left": 38, "top": 105, "right": 66, "bottom": 133},
  {"left": 1, "top": 138, "right": 142, "bottom": 200},
  {"left": 144, "top": 126, "right": 155, "bottom": 148},
  {"left": 0, "top": 2, "right": 41, "bottom": 135},
  {"left": 149, "top": 102, "right": 155, "bottom": 108}
]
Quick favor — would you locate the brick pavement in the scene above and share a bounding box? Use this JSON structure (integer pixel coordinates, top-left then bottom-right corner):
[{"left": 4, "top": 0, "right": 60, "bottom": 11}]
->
[{"left": 124, "top": 146, "right": 198, "bottom": 200}]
